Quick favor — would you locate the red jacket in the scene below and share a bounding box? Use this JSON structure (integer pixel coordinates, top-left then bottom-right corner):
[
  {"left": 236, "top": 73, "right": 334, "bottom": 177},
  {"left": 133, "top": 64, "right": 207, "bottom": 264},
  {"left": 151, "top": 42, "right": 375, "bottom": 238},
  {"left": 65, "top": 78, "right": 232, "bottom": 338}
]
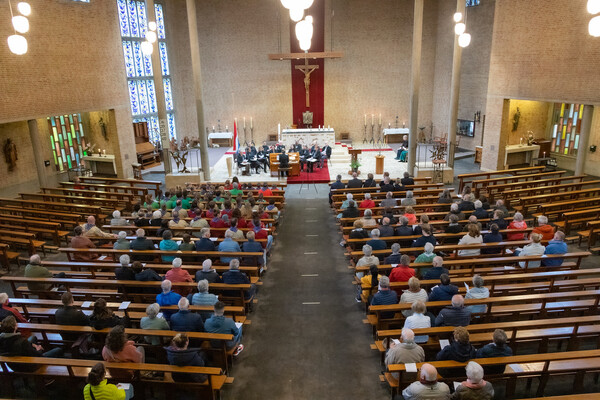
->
[
  {"left": 533, "top": 224, "right": 555, "bottom": 241},
  {"left": 210, "top": 218, "right": 227, "bottom": 229},
  {"left": 507, "top": 220, "right": 527, "bottom": 241},
  {"left": 359, "top": 199, "right": 376, "bottom": 209},
  {"left": 1, "top": 303, "right": 30, "bottom": 337},
  {"left": 388, "top": 265, "right": 416, "bottom": 289},
  {"left": 259, "top": 188, "right": 273, "bottom": 197},
  {"left": 165, "top": 268, "right": 193, "bottom": 296},
  {"left": 237, "top": 218, "right": 248, "bottom": 229},
  {"left": 253, "top": 228, "right": 269, "bottom": 248}
]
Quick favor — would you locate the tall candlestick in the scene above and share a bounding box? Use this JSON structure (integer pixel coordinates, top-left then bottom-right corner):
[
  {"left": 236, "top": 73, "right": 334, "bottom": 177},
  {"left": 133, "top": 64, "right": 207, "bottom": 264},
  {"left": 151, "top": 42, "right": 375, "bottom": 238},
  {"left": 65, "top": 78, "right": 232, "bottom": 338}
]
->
[
  {"left": 250, "top": 117, "right": 253, "bottom": 129},
  {"left": 243, "top": 117, "right": 246, "bottom": 129},
  {"left": 364, "top": 114, "right": 367, "bottom": 126},
  {"left": 371, "top": 114, "right": 374, "bottom": 126},
  {"left": 379, "top": 114, "right": 382, "bottom": 125}
]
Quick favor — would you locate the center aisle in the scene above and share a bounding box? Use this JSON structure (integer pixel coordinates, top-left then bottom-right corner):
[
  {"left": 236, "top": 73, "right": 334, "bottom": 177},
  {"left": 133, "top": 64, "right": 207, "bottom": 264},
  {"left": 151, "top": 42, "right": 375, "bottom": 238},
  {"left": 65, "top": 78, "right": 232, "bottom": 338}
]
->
[{"left": 224, "top": 184, "right": 389, "bottom": 399}]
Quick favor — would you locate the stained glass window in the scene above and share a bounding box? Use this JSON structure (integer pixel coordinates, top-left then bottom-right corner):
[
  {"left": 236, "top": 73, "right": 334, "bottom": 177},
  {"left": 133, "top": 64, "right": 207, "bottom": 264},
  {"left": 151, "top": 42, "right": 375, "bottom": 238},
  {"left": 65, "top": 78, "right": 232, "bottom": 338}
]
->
[
  {"left": 47, "top": 113, "right": 87, "bottom": 172},
  {"left": 466, "top": 0, "right": 480, "bottom": 6},
  {"left": 551, "top": 103, "right": 583, "bottom": 157},
  {"left": 117, "top": 0, "right": 176, "bottom": 142}
]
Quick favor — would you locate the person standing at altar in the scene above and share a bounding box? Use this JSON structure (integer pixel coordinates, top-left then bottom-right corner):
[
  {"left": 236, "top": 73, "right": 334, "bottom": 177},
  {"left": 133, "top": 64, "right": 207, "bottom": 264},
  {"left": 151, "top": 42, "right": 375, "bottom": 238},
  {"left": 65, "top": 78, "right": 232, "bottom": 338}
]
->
[
  {"left": 395, "top": 135, "right": 409, "bottom": 162},
  {"left": 322, "top": 142, "right": 332, "bottom": 159}
]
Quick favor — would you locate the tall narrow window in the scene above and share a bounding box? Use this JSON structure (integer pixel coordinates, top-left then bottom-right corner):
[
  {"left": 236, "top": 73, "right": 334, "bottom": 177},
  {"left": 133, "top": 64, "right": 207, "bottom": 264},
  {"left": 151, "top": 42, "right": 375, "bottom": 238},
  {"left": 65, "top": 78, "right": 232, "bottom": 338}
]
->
[
  {"left": 551, "top": 103, "right": 583, "bottom": 157},
  {"left": 47, "top": 114, "right": 88, "bottom": 172},
  {"left": 117, "top": 0, "right": 176, "bottom": 142}
]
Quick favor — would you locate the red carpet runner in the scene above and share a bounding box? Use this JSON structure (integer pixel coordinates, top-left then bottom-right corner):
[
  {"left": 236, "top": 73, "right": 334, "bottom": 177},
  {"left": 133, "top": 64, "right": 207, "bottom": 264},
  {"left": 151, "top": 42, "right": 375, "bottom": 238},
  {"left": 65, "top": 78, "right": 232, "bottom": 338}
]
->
[{"left": 286, "top": 161, "right": 330, "bottom": 184}]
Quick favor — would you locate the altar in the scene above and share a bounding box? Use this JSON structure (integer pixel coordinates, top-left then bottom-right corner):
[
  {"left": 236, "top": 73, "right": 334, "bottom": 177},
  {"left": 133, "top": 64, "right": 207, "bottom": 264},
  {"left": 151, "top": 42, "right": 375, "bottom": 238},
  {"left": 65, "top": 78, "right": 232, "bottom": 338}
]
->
[
  {"left": 208, "top": 131, "right": 233, "bottom": 147},
  {"left": 504, "top": 144, "right": 540, "bottom": 169},
  {"left": 383, "top": 128, "right": 410, "bottom": 143},
  {"left": 281, "top": 128, "right": 335, "bottom": 149}
]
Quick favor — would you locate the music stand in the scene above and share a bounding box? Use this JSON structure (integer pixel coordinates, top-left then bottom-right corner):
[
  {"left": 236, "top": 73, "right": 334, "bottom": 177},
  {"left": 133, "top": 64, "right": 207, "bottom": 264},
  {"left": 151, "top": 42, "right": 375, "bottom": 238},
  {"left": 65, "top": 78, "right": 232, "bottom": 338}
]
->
[{"left": 299, "top": 158, "right": 317, "bottom": 193}]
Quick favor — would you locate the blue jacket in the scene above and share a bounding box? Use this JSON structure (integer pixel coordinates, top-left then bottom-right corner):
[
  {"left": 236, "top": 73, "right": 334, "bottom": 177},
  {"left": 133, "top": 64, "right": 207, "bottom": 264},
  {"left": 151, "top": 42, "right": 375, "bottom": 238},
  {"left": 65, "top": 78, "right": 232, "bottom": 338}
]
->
[
  {"left": 476, "top": 343, "right": 513, "bottom": 374},
  {"left": 473, "top": 208, "right": 489, "bottom": 219},
  {"left": 242, "top": 240, "right": 264, "bottom": 265},
  {"left": 169, "top": 310, "right": 204, "bottom": 332},
  {"left": 422, "top": 266, "right": 449, "bottom": 281},
  {"left": 542, "top": 240, "right": 568, "bottom": 266},
  {"left": 204, "top": 315, "right": 239, "bottom": 336},
  {"left": 165, "top": 346, "right": 207, "bottom": 382},
  {"left": 481, "top": 232, "right": 503, "bottom": 254},
  {"left": 156, "top": 291, "right": 182, "bottom": 321},
  {"left": 371, "top": 289, "right": 398, "bottom": 319},
  {"left": 159, "top": 240, "right": 179, "bottom": 262},
  {"left": 412, "top": 235, "right": 436, "bottom": 248},
  {"left": 366, "top": 239, "right": 387, "bottom": 251},
  {"left": 218, "top": 238, "right": 241, "bottom": 263},
  {"left": 195, "top": 238, "right": 215, "bottom": 252},
  {"left": 429, "top": 284, "right": 458, "bottom": 302},
  {"left": 222, "top": 270, "right": 254, "bottom": 299}
]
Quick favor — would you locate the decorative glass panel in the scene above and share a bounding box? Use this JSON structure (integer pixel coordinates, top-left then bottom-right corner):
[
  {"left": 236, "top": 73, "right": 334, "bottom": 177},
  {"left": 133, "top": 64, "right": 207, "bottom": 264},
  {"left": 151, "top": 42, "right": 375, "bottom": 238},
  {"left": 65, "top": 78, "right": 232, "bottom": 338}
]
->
[
  {"left": 117, "top": 0, "right": 129, "bottom": 36},
  {"left": 137, "top": 1, "right": 147, "bottom": 37},
  {"left": 167, "top": 112, "right": 176, "bottom": 139},
  {"left": 155, "top": 4, "right": 165, "bottom": 39},
  {"left": 127, "top": 0, "right": 139, "bottom": 37},
  {"left": 147, "top": 80, "right": 157, "bottom": 113},
  {"left": 551, "top": 102, "right": 582, "bottom": 157},
  {"left": 159, "top": 42, "right": 169, "bottom": 76},
  {"left": 122, "top": 41, "right": 135, "bottom": 77},
  {"left": 137, "top": 80, "right": 149, "bottom": 114},
  {"left": 128, "top": 80, "right": 140, "bottom": 115},
  {"left": 47, "top": 113, "right": 86, "bottom": 171},
  {"left": 132, "top": 41, "right": 143, "bottom": 77},
  {"left": 164, "top": 78, "right": 173, "bottom": 111}
]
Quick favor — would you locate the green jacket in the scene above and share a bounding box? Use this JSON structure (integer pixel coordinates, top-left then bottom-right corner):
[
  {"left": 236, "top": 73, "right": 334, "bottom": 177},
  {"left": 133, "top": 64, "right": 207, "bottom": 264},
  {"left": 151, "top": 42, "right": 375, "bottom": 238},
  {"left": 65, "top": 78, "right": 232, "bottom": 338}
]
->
[{"left": 24, "top": 263, "right": 52, "bottom": 291}]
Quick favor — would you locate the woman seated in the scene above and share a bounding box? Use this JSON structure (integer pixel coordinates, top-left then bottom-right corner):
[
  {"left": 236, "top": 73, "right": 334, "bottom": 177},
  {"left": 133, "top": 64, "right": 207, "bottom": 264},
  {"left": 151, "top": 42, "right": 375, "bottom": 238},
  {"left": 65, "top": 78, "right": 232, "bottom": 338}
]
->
[
  {"left": 140, "top": 303, "right": 170, "bottom": 345},
  {"left": 516, "top": 232, "right": 545, "bottom": 268},
  {"left": 102, "top": 325, "right": 145, "bottom": 380},
  {"left": 358, "top": 264, "right": 381, "bottom": 302},
  {"left": 403, "top": 301, "right": 431, "bottom": 344},
  {"left": 507, "top": 212, "right": 527, "bottom": 241},
  {"left": 359, "top": 209, "right": 377, "bottom": 228},
  {"left": 166, "top": 333, "right": 208, "bottom": 383},
  {"left": 341, "top": 200, "right": 359, "bottom": 219},
  {"left": 481, "top": 223, "right": 503, "bottom": 255},
  {"left": 458, "top": 224, "right": 483, "bottom": 256},
  {"left": 465, "top": 275, "right": 489, "bottom": 314},
  {"left": 90, "top": 298, "right": 129, "bottom": 330},
  {"left": 452, "top": 361, "right": 495, "bottom": 400},
  {"left": 403, "top": 206, "right": 417, "bottom": 225},
  {"left": 436, "top": 326, "right": 476, "bottom": 363},
  {"left": 349, "top": 220, "right": 369, "bottom": 239},
  {"left": 84, "top": 362, "right": 134, "bottom": 400},
  {"left": 412, "top": 214, "right": 430, "bottom": 236},
  {"left": 159, "top": 230, "right": 179, "bottom": 262},
  {"left": 415, "top": 242, "right": 436, "bottom": 264},
  {"left": 399, "top": 277, "right": 428, "bottom": 317},
  {"left": 445, "top": 214, "right": 463, "bottom": 234}
]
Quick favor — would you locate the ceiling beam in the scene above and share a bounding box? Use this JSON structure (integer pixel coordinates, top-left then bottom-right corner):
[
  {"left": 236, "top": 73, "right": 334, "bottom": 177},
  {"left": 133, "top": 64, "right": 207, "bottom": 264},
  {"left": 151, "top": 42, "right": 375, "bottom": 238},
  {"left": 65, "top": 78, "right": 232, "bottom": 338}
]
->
[{"left": 268, "top": 51, "right": 344, "bottom": 60}]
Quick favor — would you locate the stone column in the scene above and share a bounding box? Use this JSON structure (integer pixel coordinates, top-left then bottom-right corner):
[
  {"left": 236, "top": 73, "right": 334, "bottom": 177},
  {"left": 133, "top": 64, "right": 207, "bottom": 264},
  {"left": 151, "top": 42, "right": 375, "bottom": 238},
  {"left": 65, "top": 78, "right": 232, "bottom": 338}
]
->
[
  {"left": 575, "top": 105, "right": 594, "bottom": 176},
  {"left": 27, "top": 119, "right": 47, "bottom": 188},
  {"left": 446, "top": 0, "right": 466, "bottom": 168},
  {"left": 186, "top": 0, "right": 211, "bottom": 180},
  {"left": 407, "top": 0, "right": 423, "bottom": 175},
  {"left": 146, "top": 0, "right": 172, "bottom": 175}
]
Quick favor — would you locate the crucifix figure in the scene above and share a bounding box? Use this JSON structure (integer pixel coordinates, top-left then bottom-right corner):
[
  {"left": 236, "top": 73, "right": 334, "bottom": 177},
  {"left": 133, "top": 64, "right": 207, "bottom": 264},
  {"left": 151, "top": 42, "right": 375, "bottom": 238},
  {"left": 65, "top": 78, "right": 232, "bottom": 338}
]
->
[{"left": 295, "top": 57, "right": 319, "bottom": 107}]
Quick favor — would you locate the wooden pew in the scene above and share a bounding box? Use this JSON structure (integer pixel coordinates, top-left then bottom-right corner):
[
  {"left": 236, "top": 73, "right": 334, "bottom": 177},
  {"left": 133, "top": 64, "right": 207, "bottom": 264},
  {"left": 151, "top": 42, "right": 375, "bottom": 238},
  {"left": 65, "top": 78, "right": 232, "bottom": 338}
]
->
[
  {"left": 190, "top": 181, "right": 287, "bottom": 189},
  {"left": 0, "top": 230, "right": 45, "bottom": 256},
  {"left": 484, "top": 174, "right": 588, "bottom": 203},
  {"left": 385, "top": 349, "right": 600, "bottom": 398},
  {"left": 331, "top": 188, "right": 451, "bottom": 202},
  {"left": 457, "top": 166, "right": 545, "bottom": 193},
  {"left": 330, "top": 176, "right": 433, "bottom": 186},
  {"left": 0, "top": 243, "right": 20, "bottom": 270},
  {"left": 19, "top": 192, "right": 128, "bottom": 212},
  {"left": 472, "top": 170, "right": 566, "bottom": 197},
  {"left": 368, "top": 290, "right": 600, "bottom": 330},
  {"left": 354, "top": 252, "right": 590, "bottom": 277},
  {"left": 3, "top": 277, "right": 259, "bottom": 312},
  {"left": 330, "top": 183, "right": 444, "bottom": 194},
  {"left": 0, "top": 356, "right": 229, "bottom": 400},
  {"left": 0, "top": 198, "right": 105, "bottom": 220},
  {"left": 101, "top": 225, "right": 275, "bottom": 238},
  {"left": 41, "top": 187, "right": 141, "bottom": 205},
  {"left": 536, "top": 197, "right": 600, "bottom": 220},
  {"left": 516, "top": 394, "right": 600, "bottom": 400},
  {"left": 0, "top": 215, "right": 69, "bottom": 246},
  {"left": 60, "top": 181, "right": 149, "bottom": 198},
  {"left": 502, "top": 179, "right": 600, "bottom": 206},
  {"left": 577, "top": 220, "right": 600, "bottom": 249},
  {"left": 554, "top": 208, "right": 600, "bottom": 235},
  {"left": 515, "top": 188, "right": 600, "bottom": 215},
  {"left": 80, "top": 176, "right": 161, "bottom": 196},
  {"left": 0, "top": 208, "right": 83, "bottom": 229}
]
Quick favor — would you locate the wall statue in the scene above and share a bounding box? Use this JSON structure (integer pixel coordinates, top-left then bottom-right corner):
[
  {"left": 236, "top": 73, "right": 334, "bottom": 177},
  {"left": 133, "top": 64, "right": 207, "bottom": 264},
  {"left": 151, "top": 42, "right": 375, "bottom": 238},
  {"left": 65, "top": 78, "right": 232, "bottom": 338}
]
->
[{"left": 3, "top": 138, "right": 18, "bottom": 172}]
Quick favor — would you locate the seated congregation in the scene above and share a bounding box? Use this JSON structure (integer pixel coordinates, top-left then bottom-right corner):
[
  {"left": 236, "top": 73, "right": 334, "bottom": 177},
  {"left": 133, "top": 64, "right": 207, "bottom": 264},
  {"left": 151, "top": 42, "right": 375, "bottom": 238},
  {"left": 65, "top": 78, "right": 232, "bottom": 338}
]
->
[
  {"left": 330, "top": 166, "right": 600, "bottom": 399},
  {"left": 0, "top": 177, "right": 284, "bottom": 399}
]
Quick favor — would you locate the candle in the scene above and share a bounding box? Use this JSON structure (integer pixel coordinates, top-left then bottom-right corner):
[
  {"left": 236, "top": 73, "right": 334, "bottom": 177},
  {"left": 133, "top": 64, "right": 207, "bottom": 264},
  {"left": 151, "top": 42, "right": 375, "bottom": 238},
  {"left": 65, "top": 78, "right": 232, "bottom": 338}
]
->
[
  {"left": 379, "top": 114, "right": 382, "bottom": 125},
  {"left": 371, "top": 114, "right": 374, "bottom": 125},
  {"left": 226, "top": 125, "right": 228, "bottom": 131},
  {"left": 388, "top": 123, "right": 391, "bottom": 129},
  {"left": 364, "top": 114, "right": 367, "bottom": 125},
  {"left": 212, "top": 126, "right": 215, "bottom": 131},
  {"left": 243, "top": 117, "right": 246, "bottom": 129},
  {"left": 250, "top": 117, "right": 253, "bottom": 129}
]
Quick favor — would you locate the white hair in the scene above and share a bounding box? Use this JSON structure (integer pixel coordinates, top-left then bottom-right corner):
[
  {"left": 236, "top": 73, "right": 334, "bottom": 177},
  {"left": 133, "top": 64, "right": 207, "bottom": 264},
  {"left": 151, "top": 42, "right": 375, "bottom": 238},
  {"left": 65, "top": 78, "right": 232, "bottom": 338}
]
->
[
  {"left": 153, "top": 210, "right": 162, "bottom": 219},
  {"left": 465, "top": 361, "right": 484, "bottom": 384},
  {"left": 474, "top": 200, "right": 482, "bottom": 209},
  {"left": 136, "top": 228, "right": 145, "bottom": 237},
  {"left": 421, "top": 363, "right": 438, "bottom": 381},
  {"left": 118, "top": 231, "right": 127, "bottom": 240},
  {"left": 346, "top": 193, "right": 354, "bottom": 200},
  {"left": 364, "top": 193, "right": 371, "bottom": 199},
  {"left": 363, "top": 244, "right": 373, "bottom": 256},
  {"left": 172, "top": 258, "right": 183, "bottom": 268},
  {"left": 224, "top": 230, "right": 234, "bottom": 238},
  {"left": 229, "top": 259, "right": 240, "bottom": 270},
  {"left": 391, "top": 243, "right": 401, "bottom": 254},
  {"left": 432, "top": 256, "right": 443, "bottom": 267},
  {"left": 424, "top": 242, "right": 434, "bottom": 254},
  {"left": 514, "top": 212, "right": 524, "bottom": 222},
  {"left": 197, "top": 279, "right": 209, "bottom": 293},
  {"left": 112, "top": 210, "right": 121, "bottom": 218},
  {"left": 119, "top": 254, "right": 130, "bottom": 266},
  {"left": 202, "top": 259, "right": 212, "bottom": 271},
  {"left": 146, "top": 303, "right": 160, "bottom": 318},
  {"left": 178, "top": 297, "right": 189, "bottom": 310},
  {"left": 451, "top": 295, "right": 465, "bottom": 307},
  {"left": 538, "top": 215, "right": 548, "bottom": 225},
  {"left": 364, "top": 209, "right": 373, "bottom": 217},
  {"left": 0, "top": 293, "right": 8, "bottom": 304},
  {"left": 406, "top": 191, "right": 413, "bottom": 198},
  {"left": 161, "top": 280, "right": 172, "bottom": 293},
  {"left": 371, "top": 229, "right": 380, "bottom": 238},
  {"left": 29, "top": 254, "right": 41, "bottom": 264},
  {"left": 451, "top": 203, "right": 459, "bottom": 212},
  {"left": 401, "top": 328, "right": 415, "bottom": 343}
]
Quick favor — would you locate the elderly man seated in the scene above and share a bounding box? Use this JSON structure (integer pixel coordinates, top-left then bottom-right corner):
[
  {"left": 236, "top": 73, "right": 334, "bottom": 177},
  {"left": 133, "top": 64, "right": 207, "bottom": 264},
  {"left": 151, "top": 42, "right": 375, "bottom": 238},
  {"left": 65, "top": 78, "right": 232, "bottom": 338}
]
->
[
  {"left": 401, "top": 363, "right": 450, "bottom": 400},
  {"left": 380, "top": 192, "right": 398, "bottom": 208},
  {"left": 533, "top": 215, "right": 555, "bottom": 241},
  {"left": 195, "top": 228, "right": 216, "bottom": 252},
  {"left": 542, "top": 231, "right": 568, "bottom": 267},
  {"left": 476, "top": 328, "right": 513, "bottom": 374},
  {"left": 115, "top": 254, "right": 135, "bottom": 280},
  {"left": 83, "top": 215, "right": 115, "bottom": 238},
  {"left": 195, "top": 259, "right": 221, "bottom": 283},
  {"left": 165, "top": 257, "right": 193, "bottom": 296},
  {"left": 170, "top": 297, "right": 204, "bottom": 332},
  {"left": 366, "top": 229, "right": 387, "bottom": 252},
  {"left": 155, "top": 280, "right": 181, "bottom": 321},
  {"left": 435, "top": 294, "right": 471, "bottom": 327},
  {"left": 218, "top": 230, "right": 241, "bottom": 264},
  {"left": 204, "top": 301, "right": 244, "bottom": 356},
  {"left": 110, "top": 210, "right": 128, "bottom": 226},
  {"left": 222, "top": 259, "right": 255, "bottom": 300},
  {"left": 385, "top": 328, "right": 425, "bottom": 379},
  {"left": 453, "top": 361, "right": 495, "bottom": 399},
  {"left": 113, "top": 231, "right": 130, "bottom": 250},
  {"left": 383, "top": 243, "right": 402, "bottom": 264},
  {"left": 70, "top": 225, "right": 97, "bottom": 261},
  {"left": 370, "top": 276, "right": 398, "bottom": 319}
]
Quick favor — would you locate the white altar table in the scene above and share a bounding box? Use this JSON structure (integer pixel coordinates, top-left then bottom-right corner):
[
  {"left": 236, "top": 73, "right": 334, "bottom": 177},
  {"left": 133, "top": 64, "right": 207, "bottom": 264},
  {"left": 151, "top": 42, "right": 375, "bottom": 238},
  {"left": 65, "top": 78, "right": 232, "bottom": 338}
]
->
[{"left": 281, "top": 128, "right": 335, "bottom": 149}]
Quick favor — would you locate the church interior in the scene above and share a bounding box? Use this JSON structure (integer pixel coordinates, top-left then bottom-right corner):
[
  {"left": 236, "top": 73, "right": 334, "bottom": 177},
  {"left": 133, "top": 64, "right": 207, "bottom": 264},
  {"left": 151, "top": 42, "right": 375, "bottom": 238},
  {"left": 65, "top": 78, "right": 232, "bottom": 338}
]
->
[{"left": 1, "top": 0, "right": 600, "bottom": 399}]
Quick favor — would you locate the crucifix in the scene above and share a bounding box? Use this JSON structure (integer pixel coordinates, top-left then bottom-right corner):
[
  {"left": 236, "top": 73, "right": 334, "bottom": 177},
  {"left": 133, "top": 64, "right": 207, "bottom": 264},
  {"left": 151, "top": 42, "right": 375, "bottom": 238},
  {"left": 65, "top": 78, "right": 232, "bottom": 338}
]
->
[{"left": 295, "top": 57, "right": 319, "bottom": 107}]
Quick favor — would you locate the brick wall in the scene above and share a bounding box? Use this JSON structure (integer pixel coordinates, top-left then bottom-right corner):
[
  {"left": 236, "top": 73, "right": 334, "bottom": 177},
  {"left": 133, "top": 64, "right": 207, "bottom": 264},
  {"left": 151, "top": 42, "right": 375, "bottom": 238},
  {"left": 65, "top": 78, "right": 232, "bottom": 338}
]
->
[{"left": 0, "top": 0, "right": 135, "bottom": 178}]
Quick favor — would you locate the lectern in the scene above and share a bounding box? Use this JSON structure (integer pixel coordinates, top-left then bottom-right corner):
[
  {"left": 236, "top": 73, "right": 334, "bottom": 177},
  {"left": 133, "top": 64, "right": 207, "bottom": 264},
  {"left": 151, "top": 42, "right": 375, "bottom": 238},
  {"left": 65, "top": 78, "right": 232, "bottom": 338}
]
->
[{"left": 348, "top": 149, "right": 362, "bottom": 163}]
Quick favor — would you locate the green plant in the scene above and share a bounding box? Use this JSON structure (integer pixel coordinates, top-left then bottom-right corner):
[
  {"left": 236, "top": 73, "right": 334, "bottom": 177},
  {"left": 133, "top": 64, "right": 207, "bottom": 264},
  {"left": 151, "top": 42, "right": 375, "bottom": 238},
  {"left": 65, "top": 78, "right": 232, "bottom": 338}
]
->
[{"left": 350, "top": 159, "right": 361, "bottom": 170}]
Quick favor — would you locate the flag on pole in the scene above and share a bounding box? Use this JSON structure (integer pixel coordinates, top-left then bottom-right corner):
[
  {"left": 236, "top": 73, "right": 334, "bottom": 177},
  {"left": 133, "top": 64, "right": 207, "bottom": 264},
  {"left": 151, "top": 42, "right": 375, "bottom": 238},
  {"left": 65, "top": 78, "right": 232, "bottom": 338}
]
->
[{"left": 233, "top": 120, "right": 240, "bottom": 151}]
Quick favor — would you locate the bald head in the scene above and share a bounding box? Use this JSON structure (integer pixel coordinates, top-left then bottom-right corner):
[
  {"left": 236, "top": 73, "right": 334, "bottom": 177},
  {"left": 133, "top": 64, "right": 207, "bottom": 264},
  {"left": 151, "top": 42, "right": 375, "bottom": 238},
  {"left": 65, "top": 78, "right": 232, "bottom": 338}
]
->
[
  {"left": 401, "top": 328, "right": 415, "bottom": 343},
  {"left": 451, "top": 294, "right": 465, "bottom": 307},
  {"left": 420, "top": 363, "right": 438, "bottom": 382},
  {"left": 432, "top": 256, "right": 443, "bottom": 267},
  {"left": 87, "top": 215, "right": 95, "bottom": 225}
]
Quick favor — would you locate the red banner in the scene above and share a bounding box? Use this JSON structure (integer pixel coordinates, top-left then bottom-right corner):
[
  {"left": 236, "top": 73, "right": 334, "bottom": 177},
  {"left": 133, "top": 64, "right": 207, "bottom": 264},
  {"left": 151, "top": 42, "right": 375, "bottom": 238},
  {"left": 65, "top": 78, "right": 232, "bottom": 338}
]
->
[{"left": 289, "top": 0, "right": 325, "bottom": 128}]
